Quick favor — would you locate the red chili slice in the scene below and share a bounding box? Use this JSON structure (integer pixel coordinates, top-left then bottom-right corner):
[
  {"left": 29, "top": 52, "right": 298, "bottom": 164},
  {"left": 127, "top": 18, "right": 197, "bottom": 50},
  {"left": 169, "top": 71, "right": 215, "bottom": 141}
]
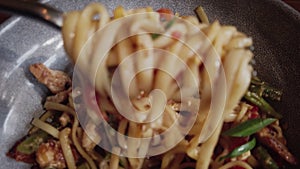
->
[
  {"left": 229, "top": 137, "right": 249, "bottom": 151},
  {"left": 157, "top": 8, "right": 174, "bottom": 20},
  {"left": 171, "top": 31, "right": 182, "bottom": 39}
]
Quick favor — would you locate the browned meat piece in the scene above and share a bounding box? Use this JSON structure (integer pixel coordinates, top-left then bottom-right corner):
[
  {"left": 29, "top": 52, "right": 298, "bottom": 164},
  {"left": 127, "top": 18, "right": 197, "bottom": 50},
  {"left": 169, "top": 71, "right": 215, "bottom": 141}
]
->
[
  {"left": 59, "top": 112, "right": 71, "bottom": 127},
  {"left": 36, "top": 139, "right": 80, "bottom": 169},
  {"left": 29, "top": 63, "right": 71, "bottom": 94},
  {"left": 36, "top": 139, "right": 66, "bottom": 169},
  {"left": 46, "top": 88, "right": 71, "bottom": 103},
  {"left": 257, "top": 127, "right": 298, "bottom": 165}
]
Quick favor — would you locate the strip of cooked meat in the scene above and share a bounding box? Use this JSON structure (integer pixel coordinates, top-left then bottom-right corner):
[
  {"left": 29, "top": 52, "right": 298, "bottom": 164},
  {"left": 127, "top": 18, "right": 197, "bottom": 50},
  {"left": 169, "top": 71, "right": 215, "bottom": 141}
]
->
[
  {"left": 46, "top": 87, "right": 71, "bottom": 103},
  {"left": 29, "top": 63, "right": 71, "bottom": 94},
  {"left": 256, "top": 127, "right": 298, "bottom": 165}
]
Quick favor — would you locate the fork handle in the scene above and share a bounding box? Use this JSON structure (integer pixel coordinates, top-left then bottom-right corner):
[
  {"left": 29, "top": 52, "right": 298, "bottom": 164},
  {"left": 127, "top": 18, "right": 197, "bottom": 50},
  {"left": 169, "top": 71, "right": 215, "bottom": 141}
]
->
[{"left": 0, "top": 0, "right": 63, "bottom": 28}]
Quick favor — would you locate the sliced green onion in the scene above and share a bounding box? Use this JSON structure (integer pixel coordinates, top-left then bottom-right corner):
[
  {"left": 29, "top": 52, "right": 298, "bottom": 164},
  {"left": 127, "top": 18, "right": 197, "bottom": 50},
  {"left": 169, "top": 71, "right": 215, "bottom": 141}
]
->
[
  {"left": 165, "top": 17, "right": 176, "bottom": 29},
  {"left": 220, "top": 138, "right": 256, "bottom": 161},
  {"left": 244, "top": 91, "right": 282, "bottom": 119},
  {"left": 253, "top": 146, "right": 279, "bottom": 169},
  {"left": 222, "top": 118, "right": 276, "bottom": 137},
  {"left": 152, "top": 17, "right": 177, "bottom": 39},
  {"left": 151, "top": 33, "right": 160, "bottom": 39},
  {"left": 16, "top": 130, "right": 49, "bottom": 154},
  {"left": 194, "top": 6, "right": 209, "bottom": 24}
]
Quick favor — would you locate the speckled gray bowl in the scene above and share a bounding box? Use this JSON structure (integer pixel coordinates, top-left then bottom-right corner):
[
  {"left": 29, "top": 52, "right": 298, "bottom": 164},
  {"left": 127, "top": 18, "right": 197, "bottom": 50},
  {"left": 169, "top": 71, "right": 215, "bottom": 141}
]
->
[{"left": 0, "top": 0, "right": 299, "bottom": 168}]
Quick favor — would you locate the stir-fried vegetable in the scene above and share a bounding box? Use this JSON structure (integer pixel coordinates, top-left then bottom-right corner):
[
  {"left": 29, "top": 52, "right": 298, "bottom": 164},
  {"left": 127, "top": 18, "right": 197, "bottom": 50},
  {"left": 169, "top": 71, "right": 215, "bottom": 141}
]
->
[
  {"left": 222, "top": 118, "right": 276, "bottom": 137},
  {"left": 244, "top": 91, "right": 282, "bottom": 119},
  {"left": 253, "top": 146, "right": 279, "bottom": 169},
  {"left": 220, "top": 138, "right": 256, "bottom": 160},
  {"left": 244, "top": 77, "right": 283, "bottom": 119},
  {"left": 250, "top": 77, "right": 282, "bottom": 101},
  {"left": 16, "top": 130, "right": 49, "bottom": 155}
]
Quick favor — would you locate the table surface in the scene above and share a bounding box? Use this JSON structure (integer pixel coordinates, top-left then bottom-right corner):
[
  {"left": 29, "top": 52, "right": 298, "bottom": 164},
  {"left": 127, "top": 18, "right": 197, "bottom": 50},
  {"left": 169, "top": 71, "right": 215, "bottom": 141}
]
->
[{"left": 0, "top": 0, "right": 299, "bottom": 24}]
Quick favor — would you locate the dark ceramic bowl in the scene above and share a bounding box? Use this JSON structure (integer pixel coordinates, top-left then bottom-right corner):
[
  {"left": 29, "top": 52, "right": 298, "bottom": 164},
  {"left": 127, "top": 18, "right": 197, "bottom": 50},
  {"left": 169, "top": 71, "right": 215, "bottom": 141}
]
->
[{"left": 0, "top": 0, "right": 299, "bottom": 168}]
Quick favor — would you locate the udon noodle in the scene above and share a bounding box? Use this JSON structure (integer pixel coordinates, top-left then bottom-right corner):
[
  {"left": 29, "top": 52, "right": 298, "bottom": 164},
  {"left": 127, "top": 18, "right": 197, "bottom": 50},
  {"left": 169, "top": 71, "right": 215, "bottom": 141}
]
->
[{"left": 61, "top": 3, "right": 253, "bottom": 169}]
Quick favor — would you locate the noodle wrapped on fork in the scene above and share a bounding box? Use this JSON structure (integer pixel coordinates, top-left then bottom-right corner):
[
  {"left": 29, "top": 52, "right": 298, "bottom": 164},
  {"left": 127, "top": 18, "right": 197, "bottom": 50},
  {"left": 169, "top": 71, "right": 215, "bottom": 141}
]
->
[{"left": 62, "top": 3, "right": 253, "bottom": 169}]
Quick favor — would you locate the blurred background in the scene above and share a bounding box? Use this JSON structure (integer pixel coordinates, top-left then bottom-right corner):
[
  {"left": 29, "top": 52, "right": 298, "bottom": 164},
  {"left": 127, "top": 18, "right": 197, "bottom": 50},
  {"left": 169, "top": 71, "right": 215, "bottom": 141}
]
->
[{"left": 0, "top": 0, "right": 299, "bottom": 23}]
